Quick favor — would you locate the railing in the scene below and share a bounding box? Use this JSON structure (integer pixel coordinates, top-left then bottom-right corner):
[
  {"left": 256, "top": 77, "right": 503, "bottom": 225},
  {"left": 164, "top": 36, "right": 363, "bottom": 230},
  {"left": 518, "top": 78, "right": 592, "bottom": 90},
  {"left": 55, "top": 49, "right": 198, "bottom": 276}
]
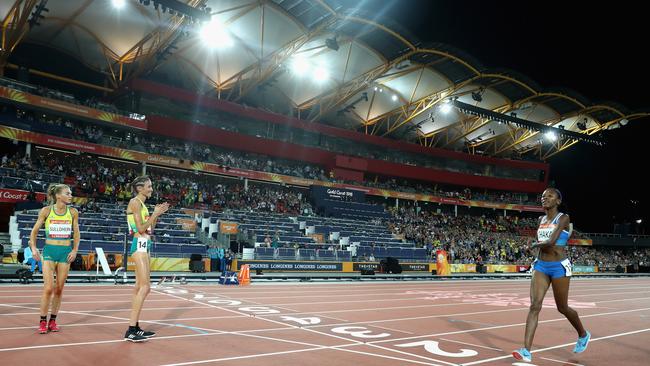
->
[
  {"left": 0, "top": 77, "right": 144, "bottom": 120},
  {"left": 0, "top": 175, "right": 57, "bottom": 192},
  {"left": 1, "top": 167, "right": 63, "bottom": 183}
]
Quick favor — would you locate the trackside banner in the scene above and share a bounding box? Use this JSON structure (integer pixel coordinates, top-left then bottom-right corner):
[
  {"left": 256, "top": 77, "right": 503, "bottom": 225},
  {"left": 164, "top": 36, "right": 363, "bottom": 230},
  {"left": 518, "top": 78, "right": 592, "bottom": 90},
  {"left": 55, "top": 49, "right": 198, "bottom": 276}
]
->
[
  {"left": 236, "top": 261, "right": 343, "bottom": 271},
  {"left": 351, "top": 262, "right": 432, "bottom": 272}
]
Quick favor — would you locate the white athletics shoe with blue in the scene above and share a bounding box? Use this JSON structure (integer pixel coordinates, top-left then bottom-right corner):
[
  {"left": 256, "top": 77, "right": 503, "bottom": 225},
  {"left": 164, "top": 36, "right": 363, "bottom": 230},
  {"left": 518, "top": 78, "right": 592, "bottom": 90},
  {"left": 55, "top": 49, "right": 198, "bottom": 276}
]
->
[
  {"left": 573, "top": 331, "right": 591, "bottom": 353},
  {"left": 512, "top": 348, "right": 532, "bottom": 362}
]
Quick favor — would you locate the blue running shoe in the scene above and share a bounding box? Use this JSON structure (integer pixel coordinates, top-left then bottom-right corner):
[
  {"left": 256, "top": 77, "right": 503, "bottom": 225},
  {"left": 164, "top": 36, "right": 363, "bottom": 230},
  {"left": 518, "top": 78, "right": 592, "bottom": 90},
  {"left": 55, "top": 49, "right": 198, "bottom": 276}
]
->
[
  {"left": 512, "top": 348, "right": 532, "bottom": 362},
  {"left": 573, "top": 331, "right": 591, "bottom": 353}
]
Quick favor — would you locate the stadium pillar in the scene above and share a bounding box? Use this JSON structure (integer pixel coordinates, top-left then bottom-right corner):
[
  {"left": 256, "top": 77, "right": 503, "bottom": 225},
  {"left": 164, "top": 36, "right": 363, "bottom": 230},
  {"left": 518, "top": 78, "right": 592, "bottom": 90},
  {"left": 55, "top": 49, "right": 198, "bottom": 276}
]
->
[
  {"left": 454, "top": 205, "right": 458, "bottom": 217},
  {"left": 244, "top": 178, "right": 248, "bottom": 191},
  {"left": 142, "top": 162, "right": 147, "bottom": 175},
  {"left": 504, "top": 209, "right": 507, "bottom": 217},
  {"left": 396, "top": 198, "right": 399, "bottom": 209},
  {"left": 25, "top": 143, "right": 31, "bottom": 157}
]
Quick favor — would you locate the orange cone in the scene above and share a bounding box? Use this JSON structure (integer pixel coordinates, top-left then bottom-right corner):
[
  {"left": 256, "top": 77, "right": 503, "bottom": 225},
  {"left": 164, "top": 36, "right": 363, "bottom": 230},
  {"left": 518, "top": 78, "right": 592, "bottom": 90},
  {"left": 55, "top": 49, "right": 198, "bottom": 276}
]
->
[{"left": 238, "top": 264, "right": 250, "bottom": 286}]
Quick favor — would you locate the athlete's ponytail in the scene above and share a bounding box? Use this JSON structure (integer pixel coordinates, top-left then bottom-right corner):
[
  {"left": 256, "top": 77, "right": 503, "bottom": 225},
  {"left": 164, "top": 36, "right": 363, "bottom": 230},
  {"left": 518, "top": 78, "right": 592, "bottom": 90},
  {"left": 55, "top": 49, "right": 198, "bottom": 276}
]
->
[
  {"left": 130, "top": 176, "right": 150, "bottom": 195},
  {"left": 47, "top": 184, "right": 70, "bottom": 205}
]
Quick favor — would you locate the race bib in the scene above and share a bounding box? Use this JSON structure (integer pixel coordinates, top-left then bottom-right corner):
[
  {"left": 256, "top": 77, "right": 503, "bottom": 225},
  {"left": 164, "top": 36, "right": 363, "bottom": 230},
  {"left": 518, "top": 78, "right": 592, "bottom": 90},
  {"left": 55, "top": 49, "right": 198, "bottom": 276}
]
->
[
  {"left": 561, "top": 258, "right": 572, "bottom": 277},
  {"left": 136, "top": 236, "right": 149, "bottom": 253},
  {"left": 49, "top": 219, "right": 72, "bottom": 238},
  {"left": 537, "top": 228, "right": 553, "bottom": 242}
]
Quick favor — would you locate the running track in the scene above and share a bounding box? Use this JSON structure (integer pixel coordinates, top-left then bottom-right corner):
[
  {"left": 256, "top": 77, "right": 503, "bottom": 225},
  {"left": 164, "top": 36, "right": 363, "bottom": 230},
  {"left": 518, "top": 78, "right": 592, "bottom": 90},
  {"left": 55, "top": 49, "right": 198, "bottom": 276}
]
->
[{"left": 1, "top": 278, "right": 649, "bottom": 365}]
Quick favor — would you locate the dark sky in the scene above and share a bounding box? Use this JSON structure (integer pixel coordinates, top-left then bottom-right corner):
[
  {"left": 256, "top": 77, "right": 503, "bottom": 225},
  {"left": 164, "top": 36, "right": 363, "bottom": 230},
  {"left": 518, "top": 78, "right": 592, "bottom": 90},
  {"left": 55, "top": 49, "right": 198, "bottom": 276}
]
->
[{"left": 369, "top": 0, "right": 648, "bottom": 232}]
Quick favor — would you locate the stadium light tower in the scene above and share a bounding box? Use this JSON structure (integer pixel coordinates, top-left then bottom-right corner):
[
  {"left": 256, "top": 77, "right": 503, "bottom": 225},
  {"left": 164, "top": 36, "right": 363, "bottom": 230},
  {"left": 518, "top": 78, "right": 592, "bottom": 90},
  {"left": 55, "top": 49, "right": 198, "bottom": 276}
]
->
[
  {"left": 112, "top": 0, "right": 127, "bottom": 9},
  {"left": 440, "top": 100, "right": 452, "bottom": 114},
  {"left": 545, "top": 131, "right": 558, "bottom": 142},
  {"left": 200, "top": 18, "right": 233, "bottom": 49},
  {"left": 291, "top": 56, "right": 311, "bottom": 76},
  {"left": 313, "top": 65, "right": 330, "bottom": 83},
  {"left": 325, "top": 36, "right": 339, "bottom": 51}
]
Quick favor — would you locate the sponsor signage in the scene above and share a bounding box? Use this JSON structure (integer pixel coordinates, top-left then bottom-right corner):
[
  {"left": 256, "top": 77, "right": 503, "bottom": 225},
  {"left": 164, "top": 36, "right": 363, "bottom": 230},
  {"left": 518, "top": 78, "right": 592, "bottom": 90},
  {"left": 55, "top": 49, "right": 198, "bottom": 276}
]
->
[
  {"left": 0, "top": 188, "right": 46, "bottom": 203},
  {"left": 351, "top": 262, "right": 430, "bottom": 272},
  {"left": 572, "top": 265, "right": 597, "bottom": 273},
  {"left": 237, "top": 261, "right": 342, "bottom": 271},
  {"left": 219, "top": 221, "right": 238, "bottom": 234}
]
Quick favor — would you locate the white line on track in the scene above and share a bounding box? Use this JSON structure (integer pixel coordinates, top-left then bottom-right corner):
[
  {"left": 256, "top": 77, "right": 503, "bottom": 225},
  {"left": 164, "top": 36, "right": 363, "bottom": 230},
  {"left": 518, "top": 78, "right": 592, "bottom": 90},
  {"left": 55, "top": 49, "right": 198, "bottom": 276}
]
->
[{"left": 461, "top": 328, "right": 650, "bottom": 365}]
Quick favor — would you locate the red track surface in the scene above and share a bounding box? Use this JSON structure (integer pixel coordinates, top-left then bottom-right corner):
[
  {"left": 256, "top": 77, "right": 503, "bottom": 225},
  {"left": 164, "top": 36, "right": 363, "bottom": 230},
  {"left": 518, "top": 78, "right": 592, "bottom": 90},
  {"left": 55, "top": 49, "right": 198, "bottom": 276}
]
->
[{"left": 1, "top": 278, "right": 649, "bottom": 365}]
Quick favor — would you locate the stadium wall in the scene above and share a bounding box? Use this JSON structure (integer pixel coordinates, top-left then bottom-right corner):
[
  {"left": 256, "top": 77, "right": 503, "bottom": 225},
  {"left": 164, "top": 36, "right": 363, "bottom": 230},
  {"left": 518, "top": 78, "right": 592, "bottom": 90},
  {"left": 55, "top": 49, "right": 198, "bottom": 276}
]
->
[
  {"left": 148, "top": 115, "right": 546, "bottom": 192},
  {"left": 132, "top": 79, "right": 547, "bottom": 173}
]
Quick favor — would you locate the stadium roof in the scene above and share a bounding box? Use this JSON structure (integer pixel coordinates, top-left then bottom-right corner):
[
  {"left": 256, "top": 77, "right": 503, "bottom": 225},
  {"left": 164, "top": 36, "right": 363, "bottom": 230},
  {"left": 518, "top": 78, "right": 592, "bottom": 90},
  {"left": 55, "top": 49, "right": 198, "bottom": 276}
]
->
[{"left": 1, "top": 0, "right": 647, "bottom": 160}]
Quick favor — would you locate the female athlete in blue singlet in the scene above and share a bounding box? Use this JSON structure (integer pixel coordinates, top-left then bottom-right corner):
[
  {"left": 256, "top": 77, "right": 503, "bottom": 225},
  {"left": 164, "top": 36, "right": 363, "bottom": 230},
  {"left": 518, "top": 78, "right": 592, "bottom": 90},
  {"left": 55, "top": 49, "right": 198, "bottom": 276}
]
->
[{"left": 513, "top": 188, "right": 590, "bottom": 362}]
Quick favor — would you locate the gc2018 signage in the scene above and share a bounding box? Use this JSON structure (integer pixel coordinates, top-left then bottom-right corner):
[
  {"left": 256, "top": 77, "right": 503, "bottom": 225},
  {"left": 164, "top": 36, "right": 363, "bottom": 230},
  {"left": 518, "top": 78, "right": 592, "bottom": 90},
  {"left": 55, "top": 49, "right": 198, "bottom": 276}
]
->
[
  {"left": 0, "top": 188, "right": 46, "bottom": 203},
  {"left": 326, "top": 188, "right": 354, "bottom": 200},
  {"left": 311, "top": 185, "right": 365, "bottom": 203}
]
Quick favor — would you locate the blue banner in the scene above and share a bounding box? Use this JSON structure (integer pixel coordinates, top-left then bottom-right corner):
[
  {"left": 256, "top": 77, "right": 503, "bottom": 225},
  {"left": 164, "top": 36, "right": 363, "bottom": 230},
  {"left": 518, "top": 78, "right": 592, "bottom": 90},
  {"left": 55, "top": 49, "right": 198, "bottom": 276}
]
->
[{"left": 572, "top": 265, "right": 597, "bottom": 273}]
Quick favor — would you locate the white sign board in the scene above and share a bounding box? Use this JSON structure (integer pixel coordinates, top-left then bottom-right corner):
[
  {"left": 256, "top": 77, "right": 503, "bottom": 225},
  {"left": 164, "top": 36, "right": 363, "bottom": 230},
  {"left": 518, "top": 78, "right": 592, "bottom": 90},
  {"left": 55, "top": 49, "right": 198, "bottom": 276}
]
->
[{"left": 95, "top": 247, "right": 112, "bottom": 276}]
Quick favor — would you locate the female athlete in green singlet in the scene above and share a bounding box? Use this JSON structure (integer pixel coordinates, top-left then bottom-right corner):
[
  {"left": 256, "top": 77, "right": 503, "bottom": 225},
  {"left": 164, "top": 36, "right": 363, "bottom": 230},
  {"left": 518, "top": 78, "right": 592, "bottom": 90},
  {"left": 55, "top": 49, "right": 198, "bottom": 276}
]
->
[
  {"left": 29, "top": 184, "right": 80, "bottom": 334},
  {"left": 123, "top": 176, "right": 169, "bottom": 343}
]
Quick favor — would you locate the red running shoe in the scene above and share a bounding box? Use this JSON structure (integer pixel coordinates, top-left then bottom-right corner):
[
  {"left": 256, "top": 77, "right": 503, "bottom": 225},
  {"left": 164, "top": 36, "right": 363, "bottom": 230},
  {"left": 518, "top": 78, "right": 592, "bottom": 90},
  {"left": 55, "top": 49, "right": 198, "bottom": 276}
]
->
[
  {"left": 38, "top": 320, "right": 48, "bottom": 334},
  {"left": 48, "top": 319, "right": 60, "bottom": 332}
]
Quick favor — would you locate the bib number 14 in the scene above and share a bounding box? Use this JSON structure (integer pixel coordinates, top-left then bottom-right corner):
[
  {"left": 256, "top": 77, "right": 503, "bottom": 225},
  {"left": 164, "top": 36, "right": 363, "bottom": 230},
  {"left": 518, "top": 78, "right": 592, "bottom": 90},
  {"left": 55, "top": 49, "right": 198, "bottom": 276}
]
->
[{"left": 136, "top": 237, "right": 148, "bottom": 252}]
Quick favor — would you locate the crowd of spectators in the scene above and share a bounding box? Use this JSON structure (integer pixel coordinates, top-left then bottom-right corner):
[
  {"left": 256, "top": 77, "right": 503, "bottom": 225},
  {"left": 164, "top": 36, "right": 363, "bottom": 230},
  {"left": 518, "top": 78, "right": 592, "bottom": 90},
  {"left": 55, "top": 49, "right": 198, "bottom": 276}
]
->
[
  {"left": 568, "top": 247, "right": 650, "bottom": 268},
  {"left": 3, "top": 150, "right": 650, "bottom": 268},
  {"left": 1, "top": 101, "right": 539, "bottom": 206},
  {"left": 1, "top": 150, "right": 312, "bottom": 216},
  {"left": 388, "top": 207, "right": 539, "bottom": 264}
]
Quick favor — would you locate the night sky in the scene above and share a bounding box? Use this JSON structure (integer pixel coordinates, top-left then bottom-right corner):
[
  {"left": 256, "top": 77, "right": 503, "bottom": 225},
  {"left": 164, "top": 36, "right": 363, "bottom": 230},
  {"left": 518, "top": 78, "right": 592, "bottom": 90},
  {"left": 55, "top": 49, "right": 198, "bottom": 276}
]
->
[{"left": 363, "top": 0, "right": 648, "bottom": 233}]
